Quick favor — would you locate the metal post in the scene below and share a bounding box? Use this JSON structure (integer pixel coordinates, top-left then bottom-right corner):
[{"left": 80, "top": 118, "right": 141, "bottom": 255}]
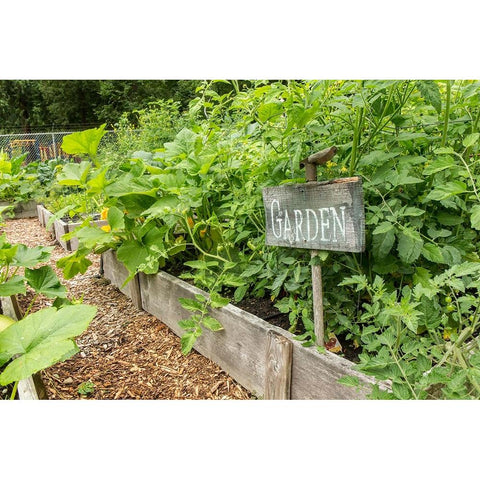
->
[
  {"left": 301, "top": 147, "right": 337, "bottom": 347},
  {"left": 52, "top": 131, "right": 57, "bottom": 159}
]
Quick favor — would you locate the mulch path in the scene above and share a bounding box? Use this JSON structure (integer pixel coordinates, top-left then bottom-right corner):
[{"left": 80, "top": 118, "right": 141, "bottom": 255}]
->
[{"left": 1, "top": 218, "right": 252, "bottom": 400}]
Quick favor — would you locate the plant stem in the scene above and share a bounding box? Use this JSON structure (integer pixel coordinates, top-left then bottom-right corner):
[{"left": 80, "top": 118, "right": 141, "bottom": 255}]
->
[
  {"left": 441, "top": 81, "right": 452, "bottom": 147},
  {"left": 10, "top": 381, "right": 18, "bottom": 400},
  {"left": 349, "top": 107, "right": 364, "bottom": 176}
]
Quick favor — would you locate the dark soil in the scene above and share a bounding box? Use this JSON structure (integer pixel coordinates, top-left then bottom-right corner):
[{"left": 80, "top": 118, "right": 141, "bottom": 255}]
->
[
  {"left": 163, "top": 265, "right": 360, "bottom": 362},
  {"left": 60, "top": 213, "right": 101, "bottom": 223}
]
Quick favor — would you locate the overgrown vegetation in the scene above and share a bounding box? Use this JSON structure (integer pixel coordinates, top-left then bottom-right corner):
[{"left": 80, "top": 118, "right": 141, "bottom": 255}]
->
[{"left": 10, "top": 79, "right": 480, "bottom": 399}]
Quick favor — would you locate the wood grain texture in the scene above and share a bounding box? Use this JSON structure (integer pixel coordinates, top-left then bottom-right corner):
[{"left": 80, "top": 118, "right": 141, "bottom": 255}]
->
[
  {"left": 52, "top": 215, "right": 107, "bottom": 252},
  {"left": 263, "top": 177, "right": 365, "bottom": 252},
  {"left": 311, "top": 251, "right": 324, "bottom": 346},
  {"left": 101, "top": 250, "right": 142, "bottom": 309},
  {"left": 0, "top": 200, "right": 37, "bottom": 219},
  {"left": 264, "top": 330, "right": 292, "bottom": 399},
  {"left": 102, "top": 251, "right": 381, "bottom": 399}
]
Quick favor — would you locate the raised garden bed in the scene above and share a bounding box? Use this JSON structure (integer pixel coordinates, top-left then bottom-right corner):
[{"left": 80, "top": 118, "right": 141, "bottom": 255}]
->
[
  {"left": 0, "top": 200, "right": 38, "bottom": 219},
  {"left": 0, "top": 295, "right": 47, "bottom": 400},
  {"left": 37, "top": 204, "right": 107, "bottom": 251},
  {"left": 101, "top": 249, "right": 383, "bottom": 400}
]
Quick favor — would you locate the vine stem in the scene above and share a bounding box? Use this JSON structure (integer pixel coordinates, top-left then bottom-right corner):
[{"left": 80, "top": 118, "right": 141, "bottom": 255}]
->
[{"left": 10, "top": 380, "right": 18, "bottom": 400}]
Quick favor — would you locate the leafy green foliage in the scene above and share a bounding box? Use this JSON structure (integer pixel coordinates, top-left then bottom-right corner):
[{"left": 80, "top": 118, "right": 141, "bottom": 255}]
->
[
  {"left": 48, "top": 80, "right": 480, "bottom": 398},
  {"left": 0, "top": 305, "right": 97, "bottom": 385}
]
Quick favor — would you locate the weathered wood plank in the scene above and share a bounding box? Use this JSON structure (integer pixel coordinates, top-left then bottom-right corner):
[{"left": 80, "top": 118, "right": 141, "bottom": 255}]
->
[
  {"left": 103, "top": 250, "right": 385, "bottom": 399},
  {"left": 0, "top": 200, "right": 38, "bottom": 219},
  {"left": 101, "top": 250, "right": 142, "bottom": 309},
  {"left": 53, "top": 215, "right": 107, "bottom": 252},
  {"left": 264, "top": 330, "right": 292, "bottom": 400},
  {"left": 262, "top": 177, "right": 365, "bottom": 252}
]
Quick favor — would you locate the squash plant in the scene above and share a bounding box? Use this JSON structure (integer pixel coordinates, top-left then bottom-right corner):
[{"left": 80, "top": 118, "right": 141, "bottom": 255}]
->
[{"left": 0, "top": 218, "right": 96, "bottom": 398}]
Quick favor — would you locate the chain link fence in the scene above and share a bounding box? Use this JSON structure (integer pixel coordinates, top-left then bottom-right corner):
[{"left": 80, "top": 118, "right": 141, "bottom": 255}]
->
[{"left": 0, "top": 130, "right": 117, "bottom": 163}]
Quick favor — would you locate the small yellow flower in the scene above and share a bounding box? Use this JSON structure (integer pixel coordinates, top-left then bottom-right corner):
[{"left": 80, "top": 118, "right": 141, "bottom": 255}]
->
[
  {"left": 199, "top": 228, "right": 207, "bottom": 238},
  {"left": 326, "top": 161, "right": 337, "bottom": 169},
  {"left": 100, "top": 208, "right": 109, "bottom": 220},
  {"left": 340, "top": 166, "right": 348, "bottom": 173},
  {"left": 101, "top": 224, "right": 111, "bottom": 232}
]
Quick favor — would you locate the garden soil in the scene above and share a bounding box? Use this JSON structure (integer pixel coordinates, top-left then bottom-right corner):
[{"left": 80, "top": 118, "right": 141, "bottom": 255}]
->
[{"left": 1, "top": 218, "right": 251, "bottom": 400}]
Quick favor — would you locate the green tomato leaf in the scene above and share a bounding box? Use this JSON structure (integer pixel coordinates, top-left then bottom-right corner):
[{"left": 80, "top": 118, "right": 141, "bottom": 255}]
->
[
  {"left": 178, "top": 297, "right": 205, "bottom": 313},
  {"left": 397, "top": 228, "right": 423, "bottom": 264},
  {"left": 202, "top": 315, "right": 223, "bottom": 332},
  {"left": 424, "top": 181, "right": 467, "bottom": 202},
  {"left": 416, "top": 80, "right": 442, "bottom": 114},
  {"left": 421, "top": 243, "right": 444, "bottom": 264},
  {"left": 372, "top": 228, "right": 395, "bottom": 260},
  {"left": 470, "top": 205, "right": 480, "bottom": 230},
  {"left": 180, "top": 331, "right": 199, "bottom": 355},
  {"left": 463, "top": 132, "right": 480, "bottom": 148},
  {"left": 209, "top": 292, "right": 230, "bottom": 309}
]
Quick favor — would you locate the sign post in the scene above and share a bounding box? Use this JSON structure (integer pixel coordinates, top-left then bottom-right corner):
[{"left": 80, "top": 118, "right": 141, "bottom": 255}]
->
[{"left": 262, "top": 147, "right": 365, "bottom": 347}]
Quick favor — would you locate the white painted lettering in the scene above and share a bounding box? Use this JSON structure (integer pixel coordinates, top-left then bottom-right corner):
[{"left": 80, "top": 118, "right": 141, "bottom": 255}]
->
[
  {"left": 293, "top": 210, "right": 305, "bottom": 242},
  {"left": 331, "top": 206, "right": 346, "bottom": 242},
  {"left": 318, "top": 208, "right": 331, "bottom": 241},
  {"left": 270, "top": 199, "right": 282, "bottom": 239},
  {"left": 283, "top": 210, "right": 293, "bottom": 242},
  {"left": 305, "top": 209, "right": 319, "bottom": 241}
]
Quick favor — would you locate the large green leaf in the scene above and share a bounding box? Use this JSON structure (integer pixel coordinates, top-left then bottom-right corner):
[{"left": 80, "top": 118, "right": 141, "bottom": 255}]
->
[
  {"left": 56, "top": 161, "right": 92, "bottom": 186},
  {"left": 107, "top": 206, "right": 125, "bottom": 230},
  {"left": 76, "top": 226, "right": 113, "bottom": 249},
  {"left": 12, "top": 244, "right": 53, "bottom": 268},
  {"left": 56, "top": 248, "right": 92, "bottom": 280},
  {"left": 0, "top": 275, "right": 26, "bottom": 296},
  {"left": 397, "top": 228, "right": 423, "bottom": 263},
  {"left": 0, "top": 304, "right": 96, "bottom": 384},
  {"left": 164, "top": 128, "right": 198, "bottom": 159},
  {"left": 61, "top": 124, "right": 106, "bottom": 160},
  {"left": 116, "top": 240, "right": 150, "bottom": 274},
  {"left": 25, "top": 265, "right": 67, "bottom": 298}
]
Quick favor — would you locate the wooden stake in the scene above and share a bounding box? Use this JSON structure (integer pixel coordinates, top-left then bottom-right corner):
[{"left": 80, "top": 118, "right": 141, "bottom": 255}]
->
[
  {"left": 301, "top": 146, "right": 337, "bottom": 347},
  {"left": 311, "top": 251, "right": 324, "bottom": 346},
  {"left": 264, "top": 330, "right": 293, "bottom": 400}
]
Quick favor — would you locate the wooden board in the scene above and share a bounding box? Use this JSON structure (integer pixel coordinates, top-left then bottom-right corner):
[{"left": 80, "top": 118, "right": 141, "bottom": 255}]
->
[
  {"left": 0, "top": 200, "right": 38, "bottom": 219},
  {"left": 101, "top": 251, "right": 384, "bottom": 399},
  {"left": 101, "top": 250, "right": 142, "bottom": 309},
  {"left": 263, "top": 177, "right": 365, "bottom": 252}
]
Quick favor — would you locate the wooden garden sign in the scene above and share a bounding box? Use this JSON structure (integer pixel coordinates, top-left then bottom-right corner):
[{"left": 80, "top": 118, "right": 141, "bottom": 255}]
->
[
  {"left": 262, "top": 147, "right": 366, "bottom": 347},
  {"left": 263, "top": 179, "right": 365, "bottom": 252}
]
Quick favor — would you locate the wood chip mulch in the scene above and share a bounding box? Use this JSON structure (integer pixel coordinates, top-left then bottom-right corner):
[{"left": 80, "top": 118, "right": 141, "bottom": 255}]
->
[{"left": 1, "top": 218, "right": 252, "bottom": 400}]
